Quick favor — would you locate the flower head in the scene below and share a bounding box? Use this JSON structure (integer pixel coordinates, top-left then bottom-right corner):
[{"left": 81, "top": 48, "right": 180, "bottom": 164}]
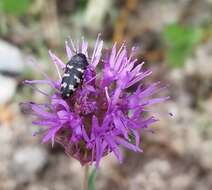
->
[{"left": 22, "top": 34, "right": 168, "bottom": 168}]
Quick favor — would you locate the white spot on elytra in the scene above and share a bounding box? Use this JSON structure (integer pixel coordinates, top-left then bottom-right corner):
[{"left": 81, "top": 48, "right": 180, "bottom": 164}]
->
[
  {"left": 67, "top": 65, "right": 73, "bottom": 69},
  {"left": 63, "top": 73, "right": 70, "bottom": 77},
  {"left": 61, "top": 82, "right": 67, "bottom": 88},
  {"left": 69, "top": 84, "right": 75, "bottom": 91},
  {"left": 74, "top": 75, "right": 80, "bottom": 83},
  {"left": 77, "top": 68, "right": 84, "bottom": 73}
]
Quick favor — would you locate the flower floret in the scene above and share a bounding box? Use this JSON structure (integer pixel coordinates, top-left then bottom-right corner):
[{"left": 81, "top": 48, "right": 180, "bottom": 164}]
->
[{"left": 22, "top": 35, "right": 168, "bottom": 168}]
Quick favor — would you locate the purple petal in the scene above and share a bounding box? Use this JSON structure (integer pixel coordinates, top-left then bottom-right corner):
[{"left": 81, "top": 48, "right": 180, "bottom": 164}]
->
[
  {"left": 48, "top": 50, "right": 65, "bottom": 69},
  {"left": 65, "top": 40, "right": 73, "bottom": 60},
  {"left": 115, "top": 136, "right": 142, "bottom": 152}
]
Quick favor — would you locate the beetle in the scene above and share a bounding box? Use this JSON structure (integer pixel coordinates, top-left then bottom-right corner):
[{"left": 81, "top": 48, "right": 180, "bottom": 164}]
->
[{"left": 60, "top": 53, "right": 89, "bottom": 99}]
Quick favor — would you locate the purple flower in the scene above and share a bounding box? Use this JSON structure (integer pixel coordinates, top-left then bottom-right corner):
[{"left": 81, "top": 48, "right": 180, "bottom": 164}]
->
[{"left": 22, "top": 34, "right": 169, "bottom": 168}]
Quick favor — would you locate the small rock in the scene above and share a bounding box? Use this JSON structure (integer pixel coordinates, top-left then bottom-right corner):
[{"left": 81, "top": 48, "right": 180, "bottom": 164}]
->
[
  {"left": 0, "top": 127, "right": 14, "bottom": 179},
  {"left": 0, "top": 75, "right": 17, "bottom": 105},
  {"left": 200, "top": 97, "right": 212, "bottom": 115},
  {"left": 170, "top": 173, "right": 195, "bottom": 190},
  {"left": 101, "top": 154, "right": 117, "bottom": 178},
  {"left": 199, "top": 141, "right": 212, "bottom": 169},
  {"left": 83, "top": 0, "right": 112, "bottom": 31},
  {"left": 0, "top": 126, "right": 13, "bottom": 145},
  {"left": 129, "top": 0, "right": 189, "bottom": 33},
  {"left": 185, "top": 40, "right": 212, "bottom": 77},
  {"left": 129, "top": 159, "right": 171, "bottom": 190},
  {"left": 182, "top": 0, "right": 212, "bottom": 26},
  {"left": 143, "top": 159, "right": 171, "bottom": 177},
  {"left": 26, "top": 184, "right": 49, "bottom": 190},
  {"left": 0, "top": 40, "right": 24, "bottom": 74},
  {"left": 68, "top": 159, "right": 83, "bottom": 181},
  {"left": 0, "top": 127, "right": 14, "bottom": 157},
  {"left": 12, "top": 146, "right": 48, "bottom": 183}
]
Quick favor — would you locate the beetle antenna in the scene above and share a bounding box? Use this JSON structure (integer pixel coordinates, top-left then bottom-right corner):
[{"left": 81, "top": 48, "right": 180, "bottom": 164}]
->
[
  {"left": 67, "top": 36, "right": 77, "bottom": 54},
  {"left": 66, "top": 36, "right": 106, "bottom": 63}
]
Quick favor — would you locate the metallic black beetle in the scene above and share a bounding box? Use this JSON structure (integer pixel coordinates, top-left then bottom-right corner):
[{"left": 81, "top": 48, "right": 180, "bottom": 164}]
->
[{"left": 60, "top": 53, "right": 89, "bottom": 99}]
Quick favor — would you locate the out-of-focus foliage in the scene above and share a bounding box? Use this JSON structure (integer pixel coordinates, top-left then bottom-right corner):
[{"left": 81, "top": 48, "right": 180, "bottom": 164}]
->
[
  {"left": 0, "top": 0, "right": 32, "bottom": 16},
  {"left": 163, "top": 23, "right": 203, "bottom": 67},
  {"left": 88, "top": 168, "right": 97, "bottom": 190},
  {"left": 76, "top": 0, "right": 88, "bottom": 11}
]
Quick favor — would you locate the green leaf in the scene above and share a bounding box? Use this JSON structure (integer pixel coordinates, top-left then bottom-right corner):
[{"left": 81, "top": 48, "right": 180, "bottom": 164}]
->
[
  {"left": 76, "top": 0, "right": 88, "bottom": 11},
  {"left": 88, "top": 168, "right": 97, "bottom": 190},
  {"left": 1, "top": 0, "right": 31, "bottom": 15},
  {"left": 0, "top": 1, "right": 2, "bottom": 9},
  {"left": 163, "top": 23, "right": 203, "bottom": 67}
]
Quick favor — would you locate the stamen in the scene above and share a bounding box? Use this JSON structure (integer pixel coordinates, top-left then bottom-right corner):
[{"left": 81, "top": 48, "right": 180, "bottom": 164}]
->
[
  {"left": 23, "top": 82, "right": 50, "bottom": 97},
  {"left": 84, "top": 72, "right": 101, "bottom": 85},
  {"left": 105, "top": 87, "right": 110, "bottom": 103},
  {"left": 28, "top": 57, "right": 51, "bottom": 80},
  {"left": 65, "top": 40, "right": 73, "bottom": 60},
  {"left": 67, "top": 36, "right": 77, "bottom": 53},
  {"left": 54, "top": 60, "right": 62, "bottom": 80}
]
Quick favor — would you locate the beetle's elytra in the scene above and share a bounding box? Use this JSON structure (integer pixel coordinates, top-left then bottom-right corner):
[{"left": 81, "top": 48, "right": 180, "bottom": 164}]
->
[{"left": 60, "top": 53, "right": 89, "bottom": 99}]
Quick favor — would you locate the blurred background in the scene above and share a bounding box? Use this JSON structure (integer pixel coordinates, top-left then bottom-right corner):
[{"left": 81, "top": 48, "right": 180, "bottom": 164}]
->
[{"left": 0, "top": 0, "right": 212, "bottom": 189}]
